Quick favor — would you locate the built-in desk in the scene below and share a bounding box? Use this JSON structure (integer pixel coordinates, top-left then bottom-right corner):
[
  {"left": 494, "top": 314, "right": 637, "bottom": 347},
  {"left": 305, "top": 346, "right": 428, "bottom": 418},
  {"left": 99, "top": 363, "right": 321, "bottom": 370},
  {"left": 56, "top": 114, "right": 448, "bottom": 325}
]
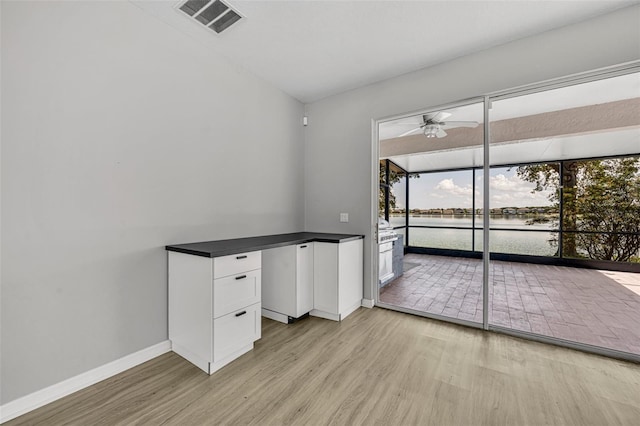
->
[{"left": 165, "top": 232, "right": 364, "bottom": 374}]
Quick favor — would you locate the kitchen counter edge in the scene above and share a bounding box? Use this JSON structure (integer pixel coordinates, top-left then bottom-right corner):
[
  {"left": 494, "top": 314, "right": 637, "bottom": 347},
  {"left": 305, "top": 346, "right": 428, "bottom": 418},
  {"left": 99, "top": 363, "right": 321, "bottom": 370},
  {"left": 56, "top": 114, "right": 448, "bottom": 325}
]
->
[{"left": 165, "top": 232, "right": 365, "bottom": 258}]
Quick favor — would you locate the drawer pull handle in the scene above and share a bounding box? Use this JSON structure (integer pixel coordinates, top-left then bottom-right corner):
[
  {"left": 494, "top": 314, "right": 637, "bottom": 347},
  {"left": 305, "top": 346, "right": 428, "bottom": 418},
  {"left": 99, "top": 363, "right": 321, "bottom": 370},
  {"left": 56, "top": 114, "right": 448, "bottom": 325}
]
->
[
  {"left": 236, "top": 255, "right": 248, "bottom": 260},
  {"left": 235, "top": 310, "right": 247, "bottom": 317},
  {"left": 235, "top": 275, "right": 247, "bottom": 280},
  {"left": 300, "top": 245, "right": 307, "bottom": 249}
]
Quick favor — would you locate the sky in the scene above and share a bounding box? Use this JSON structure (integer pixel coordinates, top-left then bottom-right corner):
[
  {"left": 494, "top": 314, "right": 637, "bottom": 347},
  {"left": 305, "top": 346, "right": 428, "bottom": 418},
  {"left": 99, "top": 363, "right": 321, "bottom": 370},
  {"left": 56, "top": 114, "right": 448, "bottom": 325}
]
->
[{"left": 392, "top": 167, "right": 554, "bottom": 210}]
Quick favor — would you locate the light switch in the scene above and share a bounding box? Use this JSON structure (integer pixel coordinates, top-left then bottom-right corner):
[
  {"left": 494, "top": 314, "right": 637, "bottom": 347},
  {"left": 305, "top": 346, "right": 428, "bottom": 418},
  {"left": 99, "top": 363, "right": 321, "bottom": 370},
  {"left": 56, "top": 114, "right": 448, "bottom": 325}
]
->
[{"left": 340, "top": 213, "right": 349, "bottom": 223}]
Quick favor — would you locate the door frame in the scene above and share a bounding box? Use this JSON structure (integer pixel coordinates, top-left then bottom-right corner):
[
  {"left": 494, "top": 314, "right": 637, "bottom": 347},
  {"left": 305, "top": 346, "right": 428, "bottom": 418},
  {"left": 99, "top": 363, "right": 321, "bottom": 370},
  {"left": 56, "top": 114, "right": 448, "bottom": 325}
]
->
[{"left": 370, "top": 61, "right": 640, "bottom": 362}]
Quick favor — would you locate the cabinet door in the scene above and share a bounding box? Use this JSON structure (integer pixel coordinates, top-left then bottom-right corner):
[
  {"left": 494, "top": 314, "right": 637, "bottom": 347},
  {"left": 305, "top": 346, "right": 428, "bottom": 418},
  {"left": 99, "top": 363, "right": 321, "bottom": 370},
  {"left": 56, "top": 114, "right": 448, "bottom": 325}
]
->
[
  {"left": 313, "top": 243, "right": 339, "bottom": 315},
  {"left": 295, "top": 243, "right": 314, "bottom": 317},
  {"left": 213, "top": 302, "right": 261, "bottom": 363},
  {"left": 262, "top": 245, "right": 296, "bottom": 316},
  {"left": 337, "top": 239, "right": 364, "bottom": 316}
]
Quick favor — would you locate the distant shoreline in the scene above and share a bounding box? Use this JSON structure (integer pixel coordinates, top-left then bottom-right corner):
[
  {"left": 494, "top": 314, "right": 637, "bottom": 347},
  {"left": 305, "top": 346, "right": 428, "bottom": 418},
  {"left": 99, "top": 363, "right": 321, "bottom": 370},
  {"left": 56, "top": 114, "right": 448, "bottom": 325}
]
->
[{"left": 390, "top": 212, "right": 558, "bottom": 217}]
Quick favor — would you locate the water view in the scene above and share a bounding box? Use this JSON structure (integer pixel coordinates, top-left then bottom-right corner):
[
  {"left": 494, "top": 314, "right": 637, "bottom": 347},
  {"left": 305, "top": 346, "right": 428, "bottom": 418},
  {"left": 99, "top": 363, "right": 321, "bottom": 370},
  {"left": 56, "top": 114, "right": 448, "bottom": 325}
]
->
[
  {"left": 382, "top": 157, "right": 640, "bottom": 263},
  {"left": 391, "top": 215, "right": 557, "bottom": 256}
]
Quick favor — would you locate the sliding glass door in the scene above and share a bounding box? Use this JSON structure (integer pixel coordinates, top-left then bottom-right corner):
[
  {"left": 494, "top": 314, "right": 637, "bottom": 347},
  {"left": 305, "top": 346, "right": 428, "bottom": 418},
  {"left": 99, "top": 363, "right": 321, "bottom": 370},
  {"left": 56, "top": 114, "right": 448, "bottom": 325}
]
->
[
  {"left": 376, "top": 65, "right": 639, "bottom": 360},
  {"left": 378, "top": 101, "right": 486, "bottom": 326},
  {"left": 488, "top": 71, "right": 640, "bottom": 356}
]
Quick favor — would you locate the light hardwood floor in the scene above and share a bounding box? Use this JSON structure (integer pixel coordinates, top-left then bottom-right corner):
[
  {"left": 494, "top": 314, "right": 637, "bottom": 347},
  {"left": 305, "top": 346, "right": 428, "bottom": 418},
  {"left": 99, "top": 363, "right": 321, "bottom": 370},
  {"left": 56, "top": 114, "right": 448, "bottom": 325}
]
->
[{"left": 7, "top": 307, "right": 640, "bottom": 425}]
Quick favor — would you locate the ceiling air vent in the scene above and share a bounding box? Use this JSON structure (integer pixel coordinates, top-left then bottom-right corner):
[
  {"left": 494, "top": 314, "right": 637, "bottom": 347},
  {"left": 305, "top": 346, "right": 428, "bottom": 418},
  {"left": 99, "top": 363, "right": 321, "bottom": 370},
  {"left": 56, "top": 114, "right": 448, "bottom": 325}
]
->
[{"left": 178, "top": 0, "right": 243, "bottom": 34}]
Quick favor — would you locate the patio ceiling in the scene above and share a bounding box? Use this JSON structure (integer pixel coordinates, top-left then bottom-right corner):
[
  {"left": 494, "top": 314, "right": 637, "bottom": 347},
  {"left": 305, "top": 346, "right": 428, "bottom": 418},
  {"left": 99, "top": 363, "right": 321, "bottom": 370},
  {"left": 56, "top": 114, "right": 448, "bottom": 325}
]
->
[
  {"left": 385, "top": 128, "right": 640, "bottom": 173},
  {"left": 380, "top": 73, "right": 640, "bottom": 172}
]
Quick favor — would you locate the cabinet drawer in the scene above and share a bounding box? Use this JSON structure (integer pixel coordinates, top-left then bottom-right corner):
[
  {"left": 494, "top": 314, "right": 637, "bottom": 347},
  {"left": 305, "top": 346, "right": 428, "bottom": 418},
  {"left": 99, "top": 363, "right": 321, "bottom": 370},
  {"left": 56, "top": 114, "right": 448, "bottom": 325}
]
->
[
  {"left": 213, "top": 302, "right": 261, "bottom": 363},
  {"left": 214, "top": 251, "right": 261, "bottom": 279},
  {"left": 213, "top": 269, "right": 261, "bottom": 318}
]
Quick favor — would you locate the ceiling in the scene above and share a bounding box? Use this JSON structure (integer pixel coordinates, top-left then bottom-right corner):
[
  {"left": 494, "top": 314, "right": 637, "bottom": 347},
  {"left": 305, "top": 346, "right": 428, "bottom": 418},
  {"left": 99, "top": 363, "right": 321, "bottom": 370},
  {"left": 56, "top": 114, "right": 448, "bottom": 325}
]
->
[{"left": 132, "top": 0, "right": 638, "bottom": 103}]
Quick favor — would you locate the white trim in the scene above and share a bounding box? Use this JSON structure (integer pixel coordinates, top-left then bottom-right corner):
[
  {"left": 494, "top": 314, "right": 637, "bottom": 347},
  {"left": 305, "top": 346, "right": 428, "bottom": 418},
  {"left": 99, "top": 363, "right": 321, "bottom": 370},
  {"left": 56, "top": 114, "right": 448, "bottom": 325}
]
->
[
  {"left": 0, "top": 340, "right": 171, "bottom": 424},
  {"left": 371, "top": 118, "right": 380, "bottom": 306},
  {"left": 309, "top": 309, "right": 340, "bottom": 322},
  {"left": 488, "top": 60, "right": 640, "bottom": 101},
  {"left": 361, "top": 298, "right": 375, "bottom": 308},
  {"left": 261, "top": 308, "right": 289, "bottom": 324}
]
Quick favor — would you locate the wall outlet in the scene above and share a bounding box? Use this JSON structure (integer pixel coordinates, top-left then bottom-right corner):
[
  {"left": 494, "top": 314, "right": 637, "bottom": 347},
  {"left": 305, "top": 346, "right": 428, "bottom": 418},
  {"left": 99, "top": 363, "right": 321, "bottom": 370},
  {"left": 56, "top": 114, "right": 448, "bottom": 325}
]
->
[{"left": 340, "top": 213, "right": 349, "bottom": 223}]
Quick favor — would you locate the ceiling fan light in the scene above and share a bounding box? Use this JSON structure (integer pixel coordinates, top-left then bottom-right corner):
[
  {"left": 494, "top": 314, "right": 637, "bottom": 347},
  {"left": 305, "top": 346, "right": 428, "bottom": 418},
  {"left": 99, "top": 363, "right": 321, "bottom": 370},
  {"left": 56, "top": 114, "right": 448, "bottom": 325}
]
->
[{"left": 423, "top": 124, "right": 439, "bottom": 138}]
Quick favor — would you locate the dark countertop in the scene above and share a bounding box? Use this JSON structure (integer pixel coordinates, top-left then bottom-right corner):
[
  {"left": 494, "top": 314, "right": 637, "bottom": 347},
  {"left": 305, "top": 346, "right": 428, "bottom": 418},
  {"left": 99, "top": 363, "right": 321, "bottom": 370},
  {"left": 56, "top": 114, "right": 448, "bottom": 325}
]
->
[{"left": 166, "top": 232, "right": 364, "bottom": 258}]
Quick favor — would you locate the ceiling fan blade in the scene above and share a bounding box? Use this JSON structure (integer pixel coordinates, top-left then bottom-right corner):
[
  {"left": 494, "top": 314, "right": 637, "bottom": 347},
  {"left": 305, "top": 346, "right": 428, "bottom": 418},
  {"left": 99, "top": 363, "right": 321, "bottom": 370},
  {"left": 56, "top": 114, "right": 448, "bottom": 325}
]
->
[
  {"left": 436, "top": 129, "right": 448, "bottom": 138},
  {"left": 441, "top": 120, "right": 479, "bottom": 129},
  {"left": 398, "top": 127, "right": 422, "bottom": 137},
  {"left": 431, "top": 112, "right": 452, "bottom": 123}
]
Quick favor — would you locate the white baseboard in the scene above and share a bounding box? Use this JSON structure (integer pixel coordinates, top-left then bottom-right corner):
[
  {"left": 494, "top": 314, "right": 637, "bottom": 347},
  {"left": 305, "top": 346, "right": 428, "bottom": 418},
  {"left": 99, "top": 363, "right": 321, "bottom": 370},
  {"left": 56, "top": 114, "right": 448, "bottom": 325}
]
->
[
  {"left": 361, "top": 298, "right": 375, "bottom": 308},
  {"left": 309, "top": 309, "right": 340, "bottom": 322},
  {"left": 261, "top": 308, "right": 289, "bottom": 324},
  {"left": 0, "top": 340, "right": 171, "bottom": 424}
]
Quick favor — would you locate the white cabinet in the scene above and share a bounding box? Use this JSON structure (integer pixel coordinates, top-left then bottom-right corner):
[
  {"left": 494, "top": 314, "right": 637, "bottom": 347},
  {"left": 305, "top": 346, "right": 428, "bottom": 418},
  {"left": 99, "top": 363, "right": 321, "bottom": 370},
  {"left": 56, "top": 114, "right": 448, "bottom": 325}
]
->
[
  {"left": 262, "top": 239, "right": 364, "bottom": 323},
  {"left": 311, "top": 239, "right": 363, "bottom": 321},
  {"left": 262, "top": 243, "right": 314, "bottom": 323},
  {"left": 168, "top": 250, "right": 261, "bottom": 375}
]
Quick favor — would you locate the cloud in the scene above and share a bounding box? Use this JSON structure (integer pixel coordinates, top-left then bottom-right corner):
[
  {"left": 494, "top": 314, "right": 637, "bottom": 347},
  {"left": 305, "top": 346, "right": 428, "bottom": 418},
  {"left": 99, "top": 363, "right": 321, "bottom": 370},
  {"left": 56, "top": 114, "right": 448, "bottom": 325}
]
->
[
  {"left": 488, "top": 173, "right": 553, "bottom": 207},
  {"left": 424, "top": 178, "right": 474, "bottom": 208},
  {"left": 413, "top": 170, "right": 555, "bottom": 209},
  {"left": 490, "top": 174, "right": 532, "bottom": 192},
  {"left": 435, "top": 178, "right": 473, "bottom": 196}
]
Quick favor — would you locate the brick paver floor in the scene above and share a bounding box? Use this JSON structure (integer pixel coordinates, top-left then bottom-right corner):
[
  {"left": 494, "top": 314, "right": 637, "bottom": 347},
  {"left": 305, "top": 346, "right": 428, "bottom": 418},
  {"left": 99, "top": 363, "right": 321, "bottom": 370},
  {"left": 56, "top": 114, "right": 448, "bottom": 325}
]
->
[{"left": 379, "top": 254, "right": 640, "bottom": 355}]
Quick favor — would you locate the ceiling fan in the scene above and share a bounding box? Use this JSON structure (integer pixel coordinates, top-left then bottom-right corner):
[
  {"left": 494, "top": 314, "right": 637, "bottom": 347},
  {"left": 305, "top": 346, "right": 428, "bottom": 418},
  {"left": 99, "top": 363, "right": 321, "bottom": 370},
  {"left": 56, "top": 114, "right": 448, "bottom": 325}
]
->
[{"left": 398, "top": 112, "right": 479, "bottom": 138}]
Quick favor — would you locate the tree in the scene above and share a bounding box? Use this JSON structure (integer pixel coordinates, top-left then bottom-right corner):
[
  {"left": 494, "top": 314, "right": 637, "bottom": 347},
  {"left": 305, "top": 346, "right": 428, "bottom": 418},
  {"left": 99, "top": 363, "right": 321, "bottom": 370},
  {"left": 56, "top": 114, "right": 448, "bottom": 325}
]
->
[
  {"left": 379, "top": 162, "right": 418, "bottom": 216},
  {"left": 379, "top": 165, "right": 399, "bottom": 213},
  {"left": 572, "top": 158, "right": 640, "bottom": 261},
  {"left": 517, "top": 157, "right": 640, "bottom": 262}
]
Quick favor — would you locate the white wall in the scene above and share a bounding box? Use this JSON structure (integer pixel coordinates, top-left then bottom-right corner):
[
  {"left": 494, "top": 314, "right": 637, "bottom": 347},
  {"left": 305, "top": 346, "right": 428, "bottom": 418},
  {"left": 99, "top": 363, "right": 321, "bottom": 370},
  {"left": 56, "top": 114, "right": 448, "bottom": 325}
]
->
[
  {"left": 2, "top": 0, "right": 639, "bottom": 409},
  {"left": 304, "top": 5, "right": 640, "bottom": 301},
  {"left": 0, "top": 1, "right": 304, "bottom": 403}
]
